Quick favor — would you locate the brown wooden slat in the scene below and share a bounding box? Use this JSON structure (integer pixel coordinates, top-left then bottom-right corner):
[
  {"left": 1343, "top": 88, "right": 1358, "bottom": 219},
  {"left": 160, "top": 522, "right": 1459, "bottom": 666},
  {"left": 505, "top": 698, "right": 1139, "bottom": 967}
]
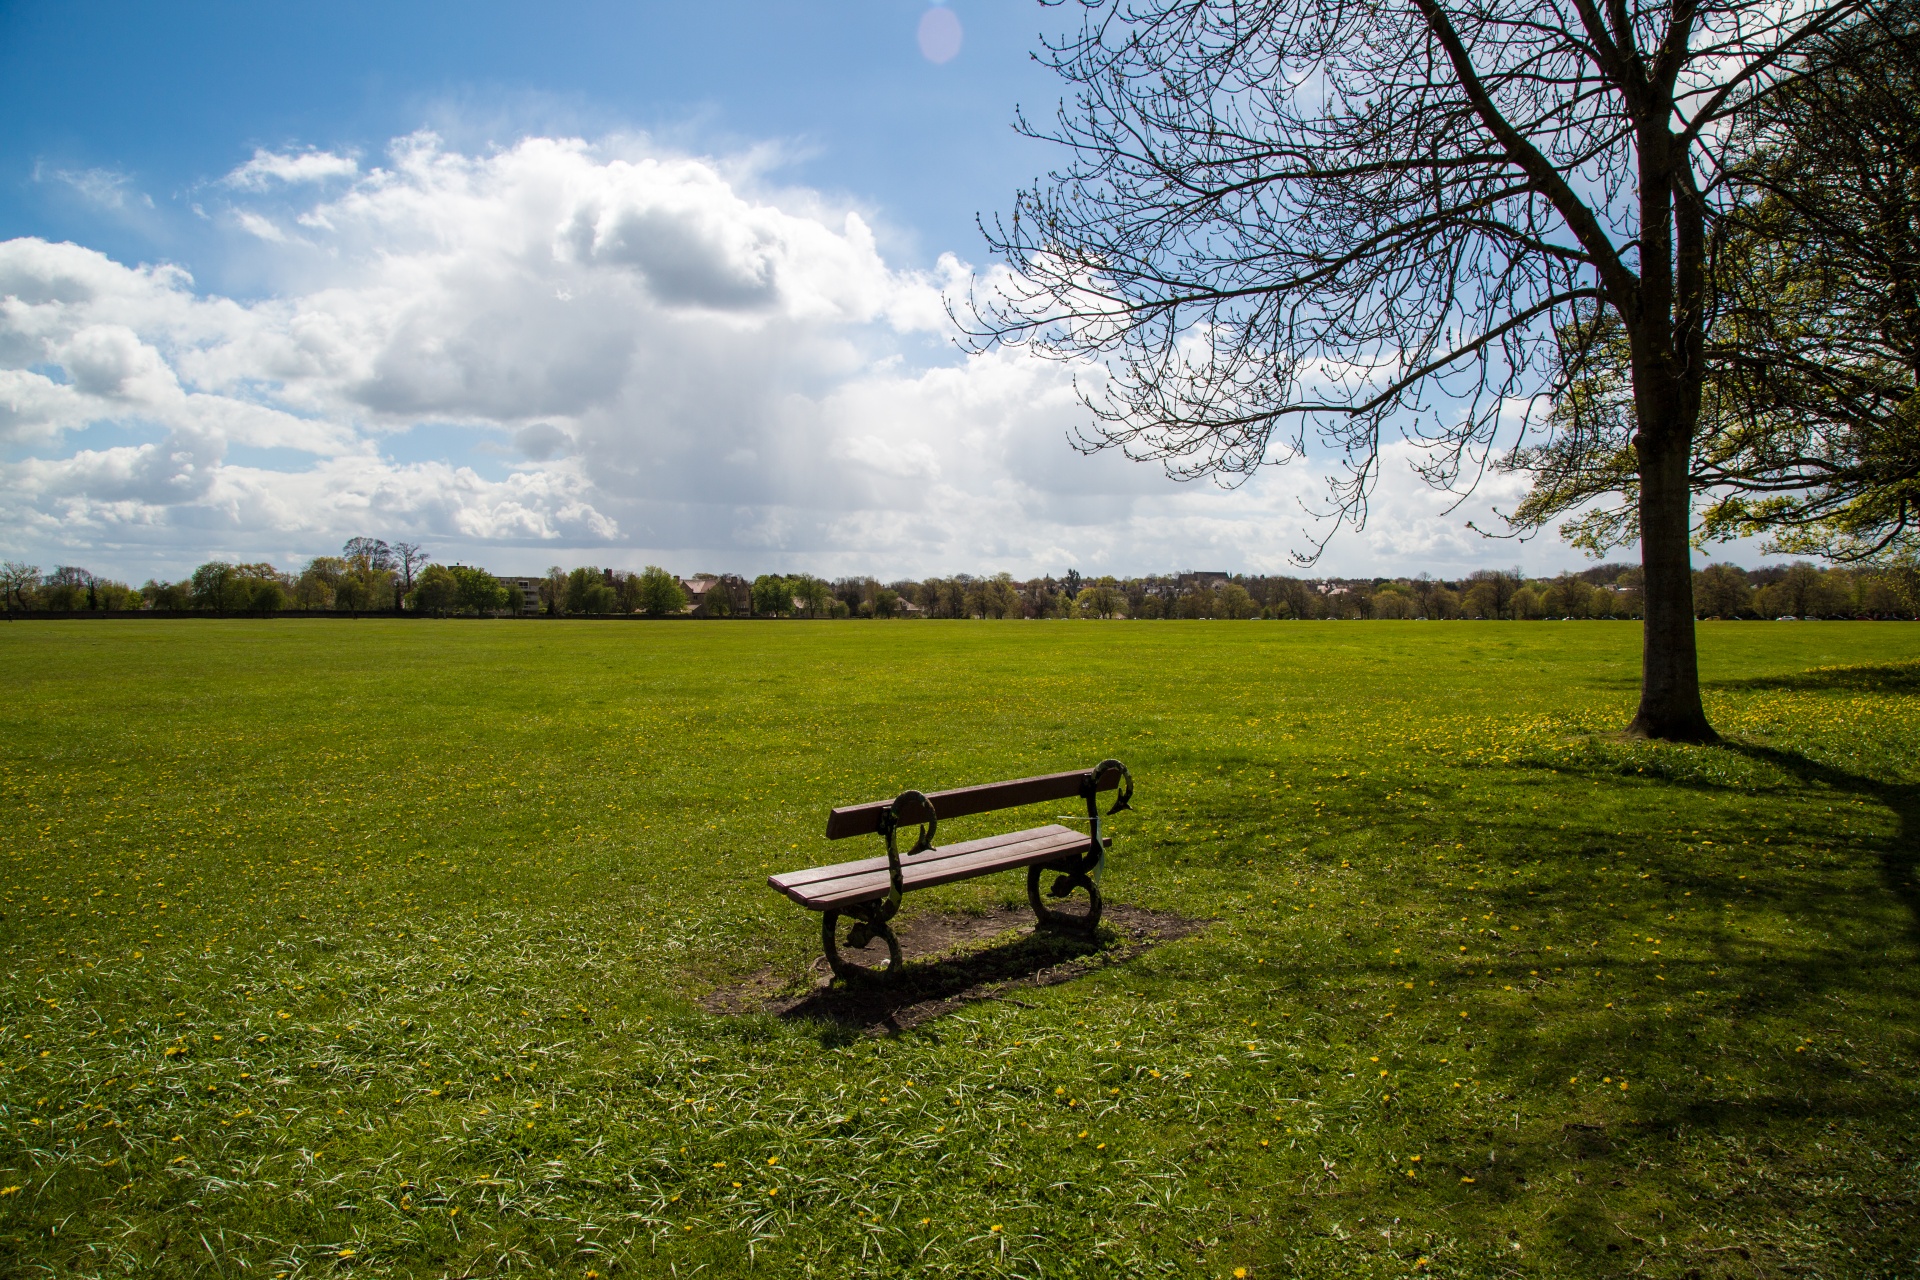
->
[
  {"left": 782, "top": 835, "right": 1100, "bottom": 911},
  {"left": 769, "top": 826, "right": 1085, "bottom": 901},
  {"left": 769, "top": 825, "right": 1110, "bottom": 910},
  {"left": 824, "top": 762, "right": 1124, "bottom": 840},
  {"left": 772, "top": 826, "right": 1085, "bottom": 897}
]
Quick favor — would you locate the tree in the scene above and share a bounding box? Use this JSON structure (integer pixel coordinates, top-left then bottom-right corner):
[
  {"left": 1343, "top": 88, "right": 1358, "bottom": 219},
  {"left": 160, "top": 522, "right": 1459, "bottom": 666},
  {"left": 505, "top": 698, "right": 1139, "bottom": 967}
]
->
[
  {"left": 450, "top": 566, "right": 509, "bottom": 615},
  {"left": 750, "top": 574, "right": 792, "bottom": 617},
  {"left": 1077, "top": 577, "right": 1124, "bottom": 618},
  {"left": 695, "top": 576, "right": 736, "bottom": 618},
  {"left": 1177, "top": 584, "right": 1216, "bottom": 620},
  {"left": 190, "top": 562, "right": 238, "bottom": 614},
  {"left": 565, "top": 567, "right": 600, "bottom": 614},
  {"left": 1541, "top": 574, "right": 1595, "bottom": 618},
  {"left": 333, "top": 570, "right": 370, "bottom": 614},
  {"left": 1516, "top": 6, "right": 1920, "bottom": 570},
  {"left": 1, "top": 562, "right": 39, "bottom": 615},
  {"left": 409, "top": 564, "right": 458, "bottom": 615},
  {"left": 39, "top": 566, "right": 91, "bottom": 612},
  {"left": 970, "top": 0, "right": 1872, "bottom": 738},
  {"left": 1372, "top": 586, "right": 1417, "bottom": 619},
  {"left": 1463, "top": 570, "right": 1523, "bottom": 620},
  {"left": 333, "top": 543, "right": 394, "bottom": 615},
  {"left": 295, "top": 557, "right": 345, "bottom": 611},
  {"left": 636, "top": 566, "right": 688, "bottom": 618},
  {"left": 993, "top": 574, "right": 1024, "bottom": 618},
  {"left": 1695, "top": 564, "right": 1754, "bottom": 617},
  {"left": 248, "top": 579, "right": 286, "bottom": 616},
  {"left": 795, "top": 576, "right": 833, "bottom": 618},
  {"left": 342, "top": 537, "right": 393, "bottom": 573},
  {"left": 392, "top": 542, "right": 428, "bottom": 591},
  {"left": 141, "top": 578, "right": 191, "bottom": 611},
  {"left": 1218, "top": 582, "right": 1260, "bottom": 620},
  {"left": 1755, "top": 562, "right": 1850, "bottom": 617},
  {"left": 1698, "top": 7, "right": 1920, "bottom": 561},
  {"left": 541, "top": 566, "right": 567, "bottom": 616}
]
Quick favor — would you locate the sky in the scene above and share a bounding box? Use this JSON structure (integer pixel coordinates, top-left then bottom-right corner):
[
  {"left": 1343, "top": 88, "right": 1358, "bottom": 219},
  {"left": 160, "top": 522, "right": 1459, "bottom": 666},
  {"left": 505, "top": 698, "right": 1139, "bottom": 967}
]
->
[{"left": 0, "top": 0, "right": 1745, "bottom": 584}]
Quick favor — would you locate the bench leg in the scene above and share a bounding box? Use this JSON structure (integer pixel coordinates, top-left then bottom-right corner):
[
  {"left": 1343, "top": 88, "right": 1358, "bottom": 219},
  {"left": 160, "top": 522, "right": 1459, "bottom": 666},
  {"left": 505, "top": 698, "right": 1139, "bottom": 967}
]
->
[
  {"left": 1028, "top": 860, "right": 1103, "bottom": 932},
  {"left": 822, "top": 908, "right": 902, "bottom": 981}
]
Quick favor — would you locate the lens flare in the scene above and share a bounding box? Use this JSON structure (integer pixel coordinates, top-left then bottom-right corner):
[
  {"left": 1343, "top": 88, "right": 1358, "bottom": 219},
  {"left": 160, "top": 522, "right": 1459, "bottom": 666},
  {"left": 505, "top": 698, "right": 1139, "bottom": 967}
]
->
[{"left": 917, "top": 6, "right": 962, "bottom": 64}]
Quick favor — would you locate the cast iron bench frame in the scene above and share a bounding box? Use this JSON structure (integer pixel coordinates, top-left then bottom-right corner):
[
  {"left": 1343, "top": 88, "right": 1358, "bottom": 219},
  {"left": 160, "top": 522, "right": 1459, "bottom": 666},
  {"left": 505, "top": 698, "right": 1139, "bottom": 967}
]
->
[{"left": 768, "top": 759, "right": 1134, "bottom": 979}]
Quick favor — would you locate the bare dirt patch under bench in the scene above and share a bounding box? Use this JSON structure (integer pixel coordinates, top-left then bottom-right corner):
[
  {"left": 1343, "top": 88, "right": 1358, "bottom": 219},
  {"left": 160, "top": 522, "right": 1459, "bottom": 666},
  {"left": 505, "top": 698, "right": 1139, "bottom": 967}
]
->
[{"left": 703, "top": 904, "right": 1208, "bottom": 1033}]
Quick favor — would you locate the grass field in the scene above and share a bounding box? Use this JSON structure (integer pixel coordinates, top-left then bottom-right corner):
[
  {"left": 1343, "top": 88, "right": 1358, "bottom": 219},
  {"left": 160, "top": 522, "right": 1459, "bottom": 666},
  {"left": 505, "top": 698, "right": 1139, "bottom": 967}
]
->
[{"left": 3, "top": 619, "right": 1919, "bottom": 1279}]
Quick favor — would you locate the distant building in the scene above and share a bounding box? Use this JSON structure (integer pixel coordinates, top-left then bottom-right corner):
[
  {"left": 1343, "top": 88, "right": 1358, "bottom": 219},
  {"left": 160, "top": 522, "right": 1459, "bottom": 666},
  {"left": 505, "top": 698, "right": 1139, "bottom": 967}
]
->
[
  {"left": 681, "top": 573, "right": 750, "bottom": 617},
  {"left": 494, "top": 575, "right": 543, "bottom": 612}
]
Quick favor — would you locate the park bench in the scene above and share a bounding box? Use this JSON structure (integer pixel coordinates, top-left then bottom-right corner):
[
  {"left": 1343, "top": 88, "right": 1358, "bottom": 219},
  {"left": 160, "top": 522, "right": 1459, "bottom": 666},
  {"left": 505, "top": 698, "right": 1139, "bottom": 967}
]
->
[{"left": 768, "top": 759, "right": 1134, "bottom": 980}]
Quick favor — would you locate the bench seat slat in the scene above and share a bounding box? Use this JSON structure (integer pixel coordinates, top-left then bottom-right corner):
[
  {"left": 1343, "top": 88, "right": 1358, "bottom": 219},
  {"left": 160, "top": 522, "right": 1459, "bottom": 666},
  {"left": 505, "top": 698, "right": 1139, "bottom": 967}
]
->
[
  {"left": 768, "top": 824, "right": 1105, "bottom": 911},
  {"left": 771, "top": 825, "right": 1082, "bottom": 891}
]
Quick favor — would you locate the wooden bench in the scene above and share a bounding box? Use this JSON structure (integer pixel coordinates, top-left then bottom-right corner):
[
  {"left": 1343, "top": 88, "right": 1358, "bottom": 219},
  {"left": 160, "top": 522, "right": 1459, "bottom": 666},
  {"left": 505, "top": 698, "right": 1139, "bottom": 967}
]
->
[{"left": 769, "top": 759, "right": 1133, "bottom": 979}]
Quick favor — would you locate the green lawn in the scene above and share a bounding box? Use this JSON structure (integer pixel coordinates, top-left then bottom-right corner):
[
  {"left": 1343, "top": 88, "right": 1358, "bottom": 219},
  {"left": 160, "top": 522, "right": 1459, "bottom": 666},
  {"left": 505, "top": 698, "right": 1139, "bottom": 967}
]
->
[{"left": 3, "top": 619, "right": 1918, "bottom": 1279}]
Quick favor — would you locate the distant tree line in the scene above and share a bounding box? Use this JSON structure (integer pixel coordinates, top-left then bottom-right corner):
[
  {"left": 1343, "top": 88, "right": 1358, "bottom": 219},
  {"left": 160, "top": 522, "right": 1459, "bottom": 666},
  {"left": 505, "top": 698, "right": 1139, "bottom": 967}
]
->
[
  {"left": 814, "top": 563, "right": 1918, "bottom": 622},
  {"left": 4, "top": 546, "right": 1915, "bottom": 621}
]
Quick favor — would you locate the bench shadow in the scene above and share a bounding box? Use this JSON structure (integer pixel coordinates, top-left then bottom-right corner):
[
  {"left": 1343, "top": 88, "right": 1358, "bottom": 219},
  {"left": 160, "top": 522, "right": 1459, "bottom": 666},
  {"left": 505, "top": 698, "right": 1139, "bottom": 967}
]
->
[{"left": 706, "top": 904, "right": 1207, "bottom": 1037}]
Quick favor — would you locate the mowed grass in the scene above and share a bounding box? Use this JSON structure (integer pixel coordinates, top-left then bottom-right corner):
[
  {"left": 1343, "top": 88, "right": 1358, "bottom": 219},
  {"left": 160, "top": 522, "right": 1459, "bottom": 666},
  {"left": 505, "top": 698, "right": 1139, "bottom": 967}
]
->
[{"left": 3, "top": 620, "right": 1919, "bottom": 1280}]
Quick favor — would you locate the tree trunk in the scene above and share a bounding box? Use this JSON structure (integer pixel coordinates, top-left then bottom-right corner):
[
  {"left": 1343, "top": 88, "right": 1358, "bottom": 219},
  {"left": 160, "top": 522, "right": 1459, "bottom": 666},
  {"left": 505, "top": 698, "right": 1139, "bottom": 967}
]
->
[{"left": 1629, "top": 421, "right": 1716, "bottom": 740}]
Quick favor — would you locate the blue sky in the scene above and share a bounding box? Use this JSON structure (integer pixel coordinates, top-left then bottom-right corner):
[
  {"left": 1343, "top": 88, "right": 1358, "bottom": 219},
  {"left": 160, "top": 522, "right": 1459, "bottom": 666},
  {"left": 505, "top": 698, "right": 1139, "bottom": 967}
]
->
[
  {"left": 0, "top": 1, "right": 1681, "bottom": 583},
  {"left": 1, "top": 1, "right": 1062, "bottom": 289}
]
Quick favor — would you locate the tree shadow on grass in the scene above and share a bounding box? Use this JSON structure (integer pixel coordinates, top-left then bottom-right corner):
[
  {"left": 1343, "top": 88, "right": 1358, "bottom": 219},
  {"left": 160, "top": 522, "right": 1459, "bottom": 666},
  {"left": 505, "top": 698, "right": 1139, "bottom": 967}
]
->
[
  {"left": 1717, "top": 740, "right": 1920, "bottom": 947},
  {"left": 1403, "top": 737, "right": 1920, "bottom": 1271},
  {"left": 1707, "top": 658, "right": 1920, "bottom": 695},
  {"left": 1259, "top": 729, "right": 1920, "bottom": 1274}
]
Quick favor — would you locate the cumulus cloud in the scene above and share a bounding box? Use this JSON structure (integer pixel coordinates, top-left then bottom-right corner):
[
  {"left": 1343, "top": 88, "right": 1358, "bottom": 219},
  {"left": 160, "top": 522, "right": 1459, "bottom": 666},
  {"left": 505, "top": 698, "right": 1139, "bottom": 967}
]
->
[
  {"left": 0, "top": 130, "right": 1579, "bottom": 579},
  {"left": 513, "top": 422, "right": 573, "bottom": 461},
  {"left": 223, "top": 148, "right": 360, "bottom": 189}
]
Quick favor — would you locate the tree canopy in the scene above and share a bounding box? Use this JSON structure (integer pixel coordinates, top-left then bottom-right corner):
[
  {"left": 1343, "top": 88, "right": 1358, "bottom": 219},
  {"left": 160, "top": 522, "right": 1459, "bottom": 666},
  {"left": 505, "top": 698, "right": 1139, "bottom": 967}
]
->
[
  {"left": 1515, "top": 3, "right": 1920, "bottom": 563},
  {"left": 970, "top": 0, "right": 1878, "bottom": 738}
]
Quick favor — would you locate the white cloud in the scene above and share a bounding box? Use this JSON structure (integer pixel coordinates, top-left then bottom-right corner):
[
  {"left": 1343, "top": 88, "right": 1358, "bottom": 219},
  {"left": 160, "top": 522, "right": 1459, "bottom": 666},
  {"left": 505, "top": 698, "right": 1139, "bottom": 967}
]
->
[
  {"left": 39, "top": 165, "right": 153, "bottom": 212},
  {"left": 223, "top": 148, "right": 360, "bottom": 189},
  {"left": 234, "top": 211, "right": 293, "bottom": 243},
  {"left": 1, "top": 130, "right": 1596, "bottom": 580}
]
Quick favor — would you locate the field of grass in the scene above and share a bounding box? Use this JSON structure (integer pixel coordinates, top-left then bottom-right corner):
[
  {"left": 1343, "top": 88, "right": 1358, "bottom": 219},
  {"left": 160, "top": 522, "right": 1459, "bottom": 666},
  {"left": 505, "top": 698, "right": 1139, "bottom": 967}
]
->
[{"left": 3, "top": 618, "right": 1918, "bottom": 1279}]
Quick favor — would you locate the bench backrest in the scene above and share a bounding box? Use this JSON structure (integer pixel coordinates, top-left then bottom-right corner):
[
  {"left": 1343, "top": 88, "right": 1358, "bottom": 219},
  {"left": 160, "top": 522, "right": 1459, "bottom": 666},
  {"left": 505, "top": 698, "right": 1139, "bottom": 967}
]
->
[{"left": 825, "top": 762, "right": 1127, "bottom": 840}]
